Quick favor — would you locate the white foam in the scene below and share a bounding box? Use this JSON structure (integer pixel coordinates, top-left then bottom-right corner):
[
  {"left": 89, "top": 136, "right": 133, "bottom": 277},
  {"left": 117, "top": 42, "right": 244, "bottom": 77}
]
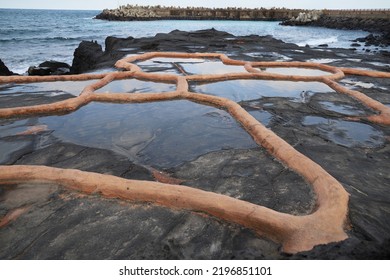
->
[
  {"left": 308, "top": 58, "right": 341, "bottom": 64},
  {"left": 298, "top": 36, "right": 338, "bottom": 47}
]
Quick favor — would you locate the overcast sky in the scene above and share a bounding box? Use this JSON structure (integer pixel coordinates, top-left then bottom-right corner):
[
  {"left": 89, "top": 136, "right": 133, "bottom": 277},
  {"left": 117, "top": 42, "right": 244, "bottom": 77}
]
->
[{"left": 0, "top": 0, "right": 389, "bottom": 10}]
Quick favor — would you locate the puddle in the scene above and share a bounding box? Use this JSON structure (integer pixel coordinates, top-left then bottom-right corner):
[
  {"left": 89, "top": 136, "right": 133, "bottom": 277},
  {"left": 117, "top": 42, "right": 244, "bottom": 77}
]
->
[
  {"left": 303, "top": 116, "right": 384, "bottom": 148},
  {"left": 248, "top": 110, "right": 272, "bottom": 127},
  {"left": 181, "top": 61, "right": 245, "bottom": 75},
  {"left": 140, "top": 58, "right": 205, "bottom": 64},
  {"left": 138, "top": 58, "right": 246, "bottom": 75},
  {"left": 0, "top": 80, "right": 98, "bottom": 97},
  {"left": 0, "top": 81, "right": 92, "bottom": 108},
  {"left": 36, "top": 101, "right": 257, "bottom": 168},
  {"left": 193, "top": 80, "right": 332, "bottom": 102},
  {"left": 96, "top": 79, "right": 176, "bottom": 93},
  {"left": 0, "top": 139, "right": 32, "bottom": 164},
  {"left": 136, "top": 57, "right": 211, "bottom": 75},
  {"left": 259, "top": 67, "right": 330, "bottom": 76},
  {"left": 0, "top": 119, "right": 35, "bottom": 138},
  {"left": 319, "top": 101, "right": 367, "bottom": 116},
  {"left": 245, "top": 52, "right": 291, "bottom": 61}
]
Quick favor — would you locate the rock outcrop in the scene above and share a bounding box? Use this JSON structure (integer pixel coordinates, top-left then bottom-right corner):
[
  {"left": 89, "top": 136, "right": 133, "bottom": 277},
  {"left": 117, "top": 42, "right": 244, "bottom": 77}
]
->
[
  {"left": 28, "top": 60, "right": 71, "bottom": 76},
  {"left": 71, "top": 41, "right": 110, "bottom": 74},
  {"left": 0, "top": 59, "right": 14, "bottom": 76}
]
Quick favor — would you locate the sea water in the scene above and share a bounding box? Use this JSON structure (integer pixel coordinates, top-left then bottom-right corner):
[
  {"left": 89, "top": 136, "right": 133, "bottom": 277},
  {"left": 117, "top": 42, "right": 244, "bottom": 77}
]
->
[{"left": 0, "top": 8, "right": 372, "bottom": 74}]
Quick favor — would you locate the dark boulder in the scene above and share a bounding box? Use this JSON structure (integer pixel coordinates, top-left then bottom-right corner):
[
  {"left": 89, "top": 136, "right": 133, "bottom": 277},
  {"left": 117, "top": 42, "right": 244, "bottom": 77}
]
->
[
  {"left": 28, "top": 66, "right": 51, "bottom": 76},
  {"left": 39, "top": 60, "right": 71, "bottom": 74},
  {"left": 0, "top": 59, "right": 14, "bottom": 76},
  {"left": 28, "top": 60, "right": 71, "bottom": 76},
  {"left": 71, "top": 40, "right": 109, "bottom": 74}
]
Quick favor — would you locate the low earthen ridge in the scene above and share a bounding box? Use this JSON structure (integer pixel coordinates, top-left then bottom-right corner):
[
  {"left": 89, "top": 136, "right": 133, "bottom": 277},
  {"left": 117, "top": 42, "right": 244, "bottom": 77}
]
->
[{"left": 0, "top": 52, "right": 389, "bottom": 254}]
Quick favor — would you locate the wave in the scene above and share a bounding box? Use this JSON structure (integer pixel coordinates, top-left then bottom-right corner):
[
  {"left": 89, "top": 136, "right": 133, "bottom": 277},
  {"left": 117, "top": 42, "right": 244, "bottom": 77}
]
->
[
  {"left": 298, "top": 36, "right": 338, "bottom": 47},
  {"left": 0, "top": 36, "right": 85, "bottom": 43}
]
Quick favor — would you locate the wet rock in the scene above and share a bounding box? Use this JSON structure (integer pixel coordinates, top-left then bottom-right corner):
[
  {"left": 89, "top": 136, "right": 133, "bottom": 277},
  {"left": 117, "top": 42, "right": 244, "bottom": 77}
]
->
[
  {"left": 2, "top": 29, "right": 390, "bottom": 260},
  {"left": 28, "top": 61, "right": 71, "bottom": 76},
  {"left": 14, "top": 142, "right": 154, "bottom": 181},
  {"left": 71, "top": 41, "right": 111, "bottom": 74},
  {"left": 28, "top": 66, "right": 51, "bottom": 76},
  {"left": 0, "top": 59, "right": 14, "bottom": 76},
  {"left": 172, "top": 148, "right": 315, "bottom": 215},
  {"left": 105, "top": 36, "right": 134, "bottom": 52}
]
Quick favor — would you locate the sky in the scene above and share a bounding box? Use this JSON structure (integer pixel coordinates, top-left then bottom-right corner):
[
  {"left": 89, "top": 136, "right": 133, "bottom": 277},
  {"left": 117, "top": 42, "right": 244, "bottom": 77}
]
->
[{"left": 0, "top": 0, "right": 389, "bottom": 10}]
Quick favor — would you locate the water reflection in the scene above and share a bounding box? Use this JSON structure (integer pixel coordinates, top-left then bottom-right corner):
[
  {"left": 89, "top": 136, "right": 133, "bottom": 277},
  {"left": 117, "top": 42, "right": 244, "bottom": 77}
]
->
[
  {"left": 260, "top": 67, "right": 329, "bottom": 76},
  {"left": 39, "top": 101, "right": 258, "bottom": 168},
  {"left": 137, "top": 58, "right": 245, "bottom": 75},
  {"left": 97, "top": 79, "right": 176, "bottom": 93},
  {"left": 0, "top": 80, "right": 98, "bottom": 97},
  {"left": 319, "top": 101, "right": 367, "bottom": 116},
  {"left": 303, "top": 116, "right": 384, "bottom": 148},
  {"left": 193, "top": 80, "right": 332, "bottom": 102}
]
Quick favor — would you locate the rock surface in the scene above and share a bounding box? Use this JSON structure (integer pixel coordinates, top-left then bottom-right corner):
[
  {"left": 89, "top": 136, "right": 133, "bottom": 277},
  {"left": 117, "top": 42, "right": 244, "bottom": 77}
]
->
[
  {"left": 1, "top": 29, "right": 390, "bottom": 259},
  {"left": 28, "top": 60, "right": 71, "bottom": 76},
  {"left": 0, "top": 59, "right": 14, "bottom": 76},
  {"left": 71, "top": 41, "right": 109, "bottom": 74}
]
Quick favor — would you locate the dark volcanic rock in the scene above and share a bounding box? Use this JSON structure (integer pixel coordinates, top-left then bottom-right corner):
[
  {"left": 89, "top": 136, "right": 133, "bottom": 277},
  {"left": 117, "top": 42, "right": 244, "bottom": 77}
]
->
[
  {"left": 282, "top": 16, "right": 390, "bottom": 40},
  {"left": 27, "top": 66, "right": 51, "bottom": 76},
  {"left": 0, "top": 59, "right": 14, "bottom": 76},
  {"left": 355, "top": 33, "right": 390, "bottom": 47},
  {"left": 28, "top": 61, "right": 71, "bottom": 76},
  {"left": 71, "top": 40, "right": 111, "bottom": 74},
  {"left": 105, "top": 36, "right": 134, "bottom": 52},
  {"left": 1, "top": 29, "right": 390, "bottom": 260}
]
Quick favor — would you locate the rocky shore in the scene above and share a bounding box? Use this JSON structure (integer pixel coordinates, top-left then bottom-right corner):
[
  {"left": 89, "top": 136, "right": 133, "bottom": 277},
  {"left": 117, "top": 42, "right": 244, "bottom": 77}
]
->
[
  {"left": 1, "top": 29, "right": 390, "bottom": 259},
  {"left": 0, "top": 59, "right": 15, "bottom": 76},
  {"left": 281, "top": 10, "right": 390, "bottom": 47}
]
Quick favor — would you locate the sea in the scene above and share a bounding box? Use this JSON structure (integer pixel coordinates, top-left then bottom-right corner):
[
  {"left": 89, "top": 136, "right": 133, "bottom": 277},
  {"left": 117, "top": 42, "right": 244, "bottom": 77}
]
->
[{"left": 0, "top": 8, "right": 373, "bottom": 74}]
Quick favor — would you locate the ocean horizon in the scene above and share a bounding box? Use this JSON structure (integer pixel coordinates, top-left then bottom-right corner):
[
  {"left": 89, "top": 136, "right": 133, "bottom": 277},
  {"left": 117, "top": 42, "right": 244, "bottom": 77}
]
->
[{"left": 0, "top": 8, "right": 373, "bottom": 74}]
